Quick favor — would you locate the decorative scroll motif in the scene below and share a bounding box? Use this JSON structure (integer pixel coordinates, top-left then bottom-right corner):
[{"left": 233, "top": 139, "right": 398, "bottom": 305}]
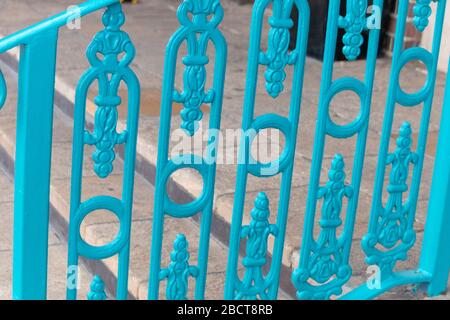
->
[
  {"left": 234, "top": 193, "right": 278, "bottom": 300},
  {"left": 159, "top": 234, "right": 199, "bottom": 300},
  {"left": 413, "top": 0, "right": 437, "bottom": 32},
  {"left": 83, "top": 5, "right": 134, "bottom": 178},
  {"left": 293, "top": 155, "right": 354, "bottom": 300},
  {"left": 362, "top": 122, "right": 419, "bottom": 273},
  {"left": 149, "top": 0, "right": 226, "bottom": 300},
  {"left": 339, "top": 0, "right": 368, "bottom": 61},
  {"left": 259, "top": 0, "right": 298, "bottom": 98},
  {"left": 174, "top": 59, "right": 214, "bottom": 136},
  {"left": 0, "top": 70, "right": 6, "bottom": 109},
  {"left": 87, "top": 276, "right": 107, "bottom": 300},
  {"left": 173, "top": 0, "right": 223, "bottom": 136}
]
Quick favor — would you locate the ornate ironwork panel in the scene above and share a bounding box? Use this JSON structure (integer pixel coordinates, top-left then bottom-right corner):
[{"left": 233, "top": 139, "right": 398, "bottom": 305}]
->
[
  {"left": 225, "top": 0, "right": 310, "bottom": 300},
  {"left": 361, "top": 0, "right": 447, "bottom": 289},
  {"left": 148, "top": 0, "right": 227, "bottom": 300},
  {"left": 292, "top": 0, "right": 384, "bottom": 300},
  {"left": 66, "top": 3, "right": 140, "bottom": 300}
]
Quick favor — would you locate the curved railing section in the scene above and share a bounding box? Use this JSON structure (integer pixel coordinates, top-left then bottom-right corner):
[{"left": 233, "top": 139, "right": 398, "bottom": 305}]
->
[
  {"left": 225, "top": 0, "right": 310, "bottom": 300},
  {"left": 67, "top": 3, "right": 140, "bottom": 300},
  {"left": 352, "top": 0, "right": 447, "bottom": 299},
  {"left": 292, "top": 0, "right": 384, "bottom": 300},
  {"left": 148, "top": 0, "right": 227, "bottom": 300}
]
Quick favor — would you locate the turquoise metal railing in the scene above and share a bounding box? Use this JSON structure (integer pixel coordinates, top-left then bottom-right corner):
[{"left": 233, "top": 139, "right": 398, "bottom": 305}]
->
[
  {"left": 291, "top": 0, "right": 384, "bottom": 300},
  {"left": 224, "top": 0, "right": 310, "bottom": 300},
  {"left": 148, "top": 0, "right": 227, "bottom": 300},
  {"left": 0, "top": 0, "right": 449, "bottom": 301},
  {"left": 66, "top": 3, "right": 140, "bottom": 300},
  {"left": 0, "top": 0, "right": 135, "bottom": 300},
  {"left": 345, "top": 0, "right": 447, "bottom": 300},
  {"left": 420, "top": 58, "right": 450, "bottom": 297}
]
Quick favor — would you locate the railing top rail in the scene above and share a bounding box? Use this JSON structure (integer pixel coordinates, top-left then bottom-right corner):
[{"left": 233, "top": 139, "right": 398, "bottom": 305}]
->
[{"left": 0, "top": 0, "right": 119, "bottom": 53}]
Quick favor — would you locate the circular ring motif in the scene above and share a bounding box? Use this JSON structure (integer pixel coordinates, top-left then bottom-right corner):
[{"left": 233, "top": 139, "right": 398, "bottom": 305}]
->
[
  {"left": 247, "top": 114, "right": 292, "bottom": 178},
  {"left": 325, "top": 78, "right": 368, "bottom": 139},
  {"left": 75, "top": 196, "right": 126, "bottom": 260},
  {"left": 162, "top": 154, "right": 210, "bottom": 218},
  {"left": 396, "top": 47, "right": 434, "bottom": 107}
]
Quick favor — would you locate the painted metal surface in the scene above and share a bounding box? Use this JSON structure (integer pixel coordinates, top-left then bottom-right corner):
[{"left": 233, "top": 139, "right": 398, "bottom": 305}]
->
[
  {"left": 225, "top": 0, "right": 310, "bottom": 300},
  {"left": 88, "top": 276, "right": 108, "bottom": 300},
  {"left": 356, "top": 0, "right": 447, "bottom": 299},
  {"left": 419, "top": 58, "right": 450, "bottom": 297},
  {"left": 67, "top": 2, "right": 140, "bottom": 300},
  {"left": 0, "top": 0, "right": 121, "bottom": 300},
  {"left": 12, "top": 29, "right": 58, "bottom": 300},
  {"left": 0, "top": 0, "right": 448, "bottom": 301},
  {"left": 148, "top": 0, "right": 227, "bottom": 300},
  {"left": 292, "top": 0, "right": 384, "bottom": 300}
]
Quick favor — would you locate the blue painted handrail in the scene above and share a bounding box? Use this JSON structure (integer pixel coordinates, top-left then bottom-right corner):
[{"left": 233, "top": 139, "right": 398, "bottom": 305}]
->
[{"left": 0, "top": 0, "right": 119, "bottom": 53}]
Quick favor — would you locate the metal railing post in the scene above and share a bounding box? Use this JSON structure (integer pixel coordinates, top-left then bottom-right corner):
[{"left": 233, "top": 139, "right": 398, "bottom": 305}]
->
[
  {"left": 419, "top": 59, "right": 450, "bottom": 297},
  {"left": 12, "top": 30, "right": 58, "bottom": 299}
]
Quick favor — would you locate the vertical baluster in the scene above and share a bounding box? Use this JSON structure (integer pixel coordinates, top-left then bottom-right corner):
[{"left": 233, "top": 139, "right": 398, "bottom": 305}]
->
[
  {"left": 13, "top": 30, "right": 58, "bottom": 300},
  {"left": 362, "top": 0, "right": 447, "bottom": 284},
  {"left": 148, "top": 0, "right": 227, "bottom": 300},
  {"left": 66, "top": 3, "right": 140, "bottom": 300},
  {"left": 225, "top": 0, "right": 310, "bottom": 300},
  {"left": 292, "top": 0, "right": 383, "bottom": 299},
  {"left": 419, "top": 59, "right": 450, "bottom": 297}
]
